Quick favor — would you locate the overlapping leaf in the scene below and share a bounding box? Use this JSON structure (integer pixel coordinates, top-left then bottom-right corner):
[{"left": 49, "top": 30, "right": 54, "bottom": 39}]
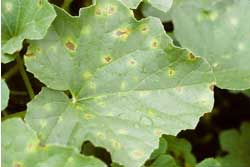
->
[
  {"left": 1, "top": 80, "right": 10, "bottom": 110},
  {"left": 1, "top": 0, "right": 56, "bottom": 63},
  {"left": 164, "top": 135, "right": 196, "bottom": 167},
  {"left": 172, "top": 0, "right": 250, "bottom": 90},
  {"left": 120, "top": 0, "right": 173, "bottom": 12},
  {"left": 24, "top": 0, "right": 215, "bottom": 166},
  {"left": 2, "top": 118, "right": 106, "bottom": 167},
  {"left": 196, "top": 158, "right": 221, "bottom": 167},
  {"left": 150, "top": 157, "right": 221, "bottom": 167},
  {"left": 217, "top": 122, "right": 250, "bottom": 167}
]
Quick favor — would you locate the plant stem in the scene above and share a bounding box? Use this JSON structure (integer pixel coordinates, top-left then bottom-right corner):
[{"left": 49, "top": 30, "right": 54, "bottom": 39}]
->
[
  {"left": 16, "top": 55, "right": 35, "bottom": 99},
  {"left": 62, "top": 0, "right": 73, "bottom": 12},
  {"left": 2, "top": 64, "right": 19, "bottom": 80}
]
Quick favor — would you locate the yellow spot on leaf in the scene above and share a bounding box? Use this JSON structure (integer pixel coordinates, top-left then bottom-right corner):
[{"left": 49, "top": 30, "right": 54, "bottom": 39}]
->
[
  {"left": 187, "top": 53, "right": 197, "bottom": 61},
  {"left": 139, "top": 91, "right": 150, "bottom": 97},
  {"left": 81, "top": 25, "right": 91, "bottom": 35},
  {"left": 82, "top": 71, "right": 93, "bottom": 80},
  {"left": 128, "top": 58, "right": 137, "bottom": 66},
  {"left": 88, "top": 81, "right": 96, "bottom": 90},
  {"left": 107, "top": 112, "right": 114, "bottom": 116},
  {"left": 111, "top": 139, "right": 122, "bottom": 149},
  {"left": 83, "top": 113, "right": 95, "bottom": 120},
  {"left": 209, "top": 11, "right": 218, "bottom": 21},
  {"left": 58, "top": 116, "right": 63, "bottom": 123},
  {"left": 67, "top": 157, "right": 74, "bottom": 163},
  {"left": 238, "top": 43, "right": 245, "bottom": 51},
  {"left": 147, "top": 109, "right": 156, "bottom": 117},
  {"left": 154, "top": 129, "right": 163, "bottom": 137},
  {"left": 96, "top": 132, "right": 106, "bottom": 139},
  {"left": 27, "top": 140, "right": 39, "bottom": 152},
  {"left": 230, "top": 17, "right": 238, "bottom": 26},
  {"left": 151, "top": 39, "right": 159, "bottom": 49},
  {"left": 95, "top": 8, "right": 102, "bottom": 16},
  {"left": 130, "top": 149, "right": 145, "bottom": 159},
  {"left": 43, "top": 103, "right": 52, "bottom": 112},
  {"left": 37, "top": 0, "right": 43, "bottom": 7},
  {"left": 140, "top": 25, "right": 149, "bottom": 33},
  {"left": 212, "top": 63, "right": 218, "bottom": 68},
  {"left": 65, "top": 40, "right": 76, "bottom": 51},
  {"left": 13, "top": 161, "right": 24, "bottom": 167},
  {"left": 5, "top": 2, "right": 12, "bottom": 12},
  {"left": 118, "top": 129, "right": 128, "bottom": 135},
  {"left": 40, "top": 120, "right": 47, "bottom": 128},
  {"left": 114, "top": 28, "right": 130, "bottom": 40},
  {"left": 120, "top": 81, "right": 126, "bottom": 90},
  {"left": 167, "top": 68, "right": 176, "bottom": 77},
  {"left": 103, "top": 55, "right": 112, "bottom": 64},
  {"left": 107, "top": 5, "right": 117, "bottom": 15}
]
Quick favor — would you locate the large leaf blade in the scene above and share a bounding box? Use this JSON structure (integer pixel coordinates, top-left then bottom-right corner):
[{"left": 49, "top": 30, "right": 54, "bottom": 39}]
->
[{"left": 25, "top": 0, "right": 215, "bottom": 166}]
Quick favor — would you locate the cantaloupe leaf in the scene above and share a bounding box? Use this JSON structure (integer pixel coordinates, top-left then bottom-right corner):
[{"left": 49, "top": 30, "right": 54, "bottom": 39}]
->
[
  {"left": 24, "top": 0, "right": 215, "bottom": 166},
  {"left": 217, "top": 122, "right": 250, "bottom": 167},
  {"left": 172, "top": 0, "right": 250, "bottom": 90},
  {"left": 1, "top": 0, "right": 56, "bottom": 63},
  {"left": 2, "top": 118, "right": 106, "bottom": 167},
  {"left": 1, "top": 80, "right": 10, "bottom": 110}
]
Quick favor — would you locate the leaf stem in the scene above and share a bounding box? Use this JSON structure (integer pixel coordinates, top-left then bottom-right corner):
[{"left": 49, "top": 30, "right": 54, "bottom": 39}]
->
[
  {"left": 62, "top": 0, "right": 73, "bottom": 12},
  {"left": 2, "top": 64, "right": 19, "bottom": 80},
  {"left": 16, "top": 55, "right": 35, "bottom": 99}
]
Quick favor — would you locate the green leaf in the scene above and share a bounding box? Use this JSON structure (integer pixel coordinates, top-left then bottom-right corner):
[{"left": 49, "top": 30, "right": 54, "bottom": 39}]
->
[
  {"left": 119, "top": 0, "right": 173, "bottom": 12},
  {"left": 24, "top": 0, "right": 215, "bottom": 166},
  {"left": 146, "top": 0, "right": 173, "bottom": 12},
  {"left": 1, "top": 0, "right": 56, "bottom": 63},
  {"left": 217, "top": 122, "right": 250, "bottom": 167},
  {"left": 196, "top": 158, "right": 221, "bottom": 167},
  {"left": 164, "top": 135, "right": 196, "bottom": 167},
  {"left": 150, "top": 137, "right": 168, "bottom": 160},
  {"left": 150, "top": 155, "right": 178, "bottom": 167},
  {"left": 230, "top": 89, "right": 250, "bottom": 97},
  {"left": 2, "top": 118, "right": 106, "bottom": 167},
  {"left": 172, "top": 0, "right": 250, "bottom": 90},
  {"left": 141, "top": 2, "right": 171, "bottom": 22},
  {"left": 1, "top": 80, "right": 10, "bottom": 110}
]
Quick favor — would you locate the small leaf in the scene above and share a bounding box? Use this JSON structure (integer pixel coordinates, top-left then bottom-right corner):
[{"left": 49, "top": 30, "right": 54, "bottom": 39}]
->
[
  {"left": 2, "top": 118, "right": 106, "bottom": 167},
  {"left": 25, "top": 0, "right": 215, "bottom": 166},
  {"left": 164, "top": 135, "right": 196, "bottom": 167},
  {"left": 172, "top": 0, "right": 250, "bottom": 89},
  {"left": 196, "top": 158, "right": 221, "bottom": 167},
  {"left": 1, "top": 0, "right": 56, "bottom": 63},
  {"left": 150, "top": 155, "right": 178, "bottom": 167},
  {"left": 150, "top": 137, "right": 168, "bottom": 160},
  {"left": 217, "top": 122, "right": 250, "bottom": 167},
  {"left": 1, "top": 80, "right": 10, "bottom": 110}
]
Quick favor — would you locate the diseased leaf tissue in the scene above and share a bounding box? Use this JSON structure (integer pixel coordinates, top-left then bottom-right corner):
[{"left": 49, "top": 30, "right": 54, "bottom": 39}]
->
[{"left": 1, "top": 0, "right": 250, "bottom": 167}]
